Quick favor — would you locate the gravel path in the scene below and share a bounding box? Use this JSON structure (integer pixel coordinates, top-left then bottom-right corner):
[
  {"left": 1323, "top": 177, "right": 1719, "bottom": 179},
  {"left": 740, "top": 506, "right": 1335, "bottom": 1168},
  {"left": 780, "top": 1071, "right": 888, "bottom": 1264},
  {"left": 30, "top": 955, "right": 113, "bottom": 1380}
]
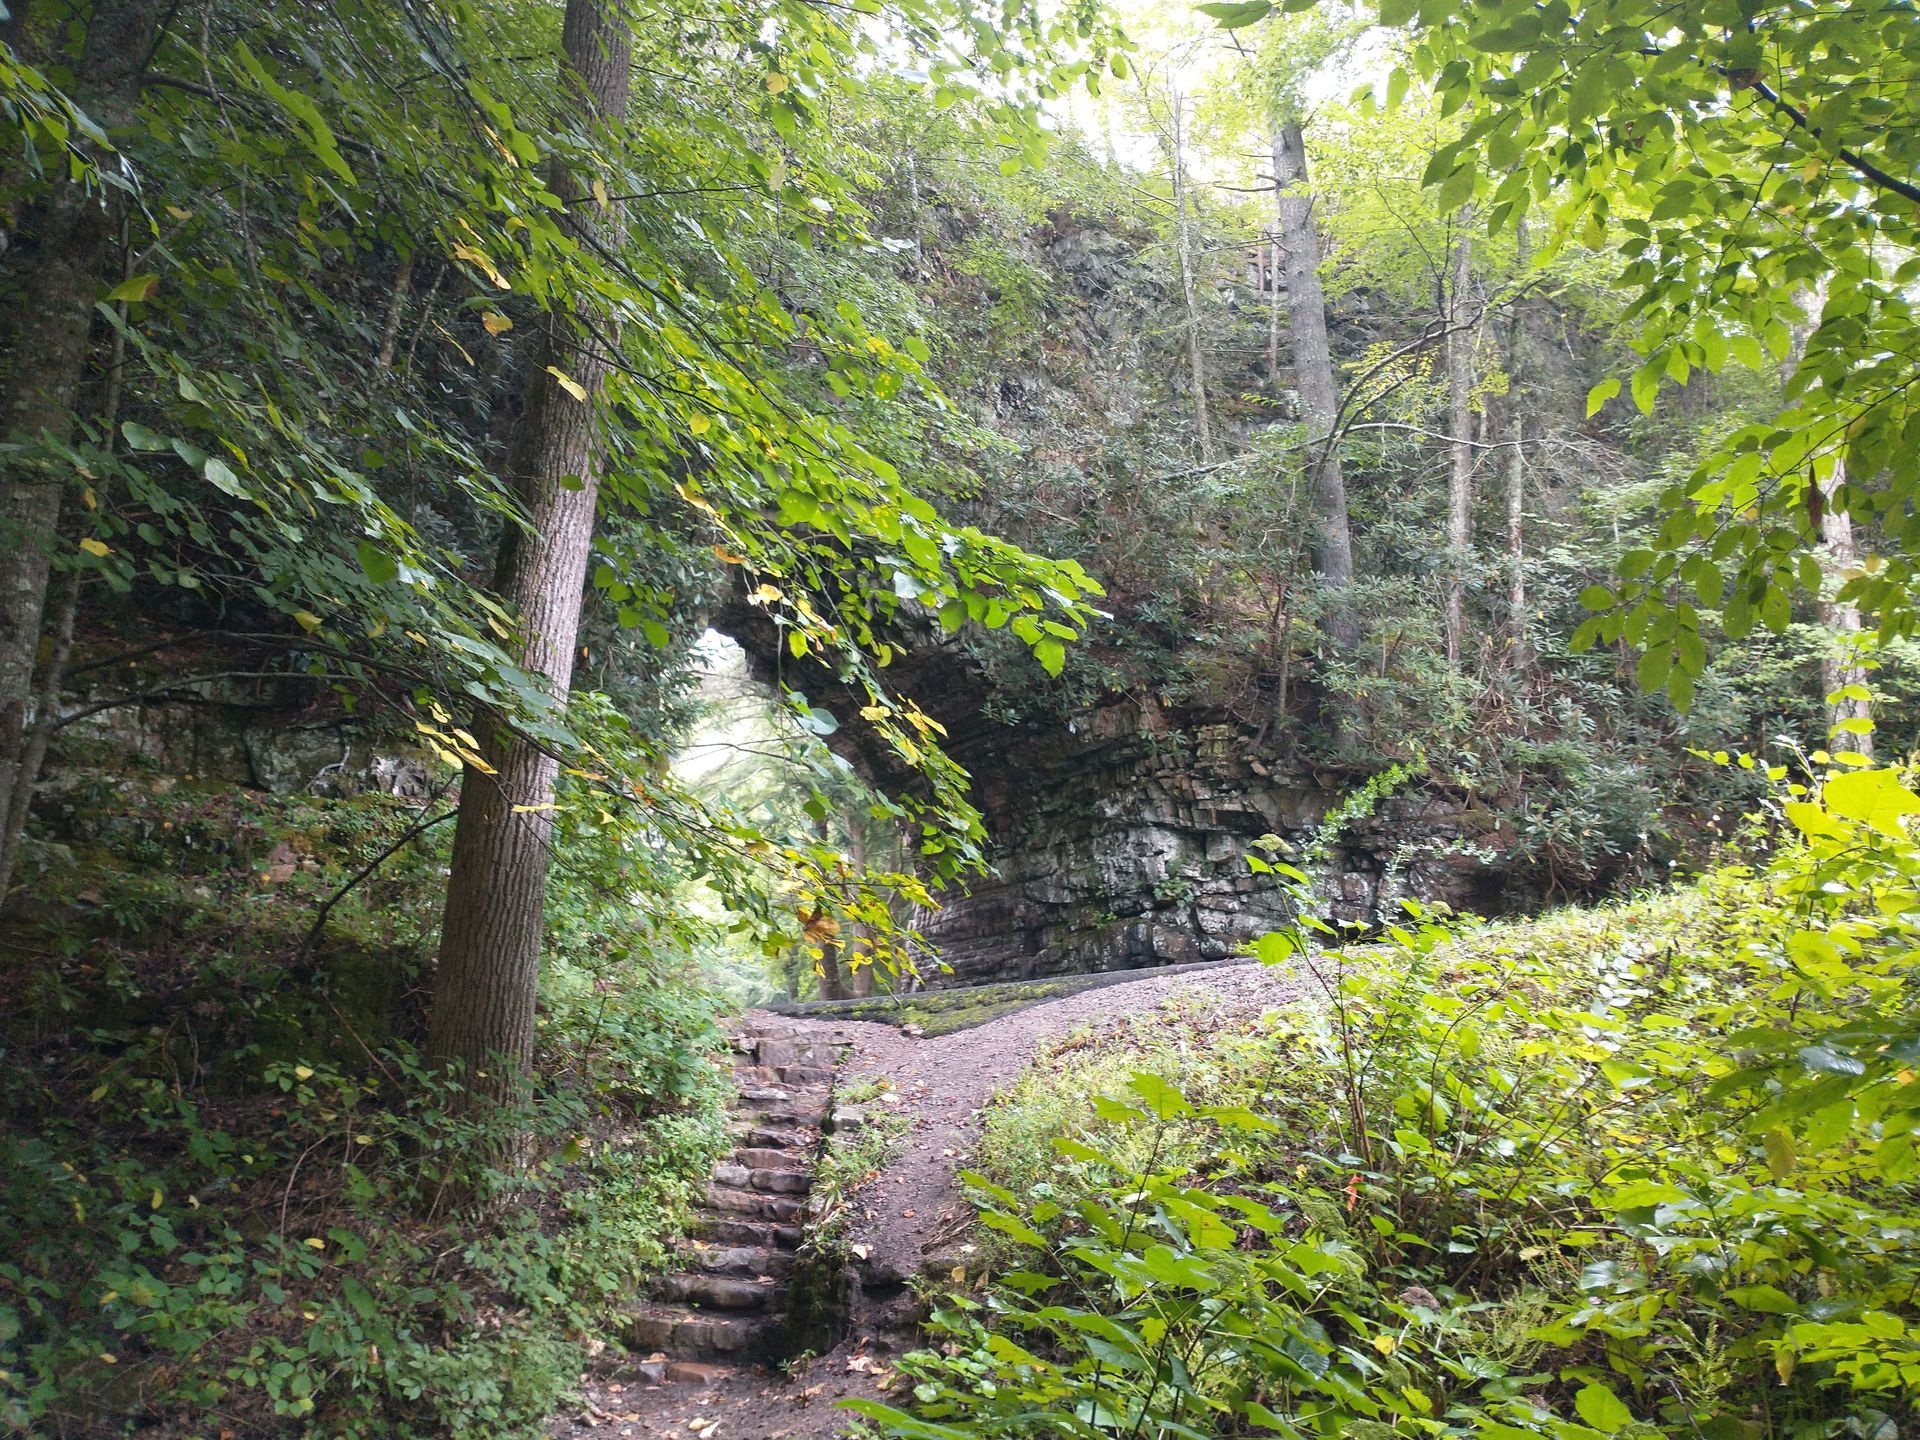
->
[{"left": 557, "top": 956, "right": 1312, "bottom": 1440}]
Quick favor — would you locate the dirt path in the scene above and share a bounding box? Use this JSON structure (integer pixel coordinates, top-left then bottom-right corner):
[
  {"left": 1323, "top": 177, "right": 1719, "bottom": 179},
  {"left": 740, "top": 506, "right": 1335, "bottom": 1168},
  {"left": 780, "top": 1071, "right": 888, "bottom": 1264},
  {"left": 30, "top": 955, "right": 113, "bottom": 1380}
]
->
[{"left": 556, "top": 957, "right": 1310, "bottom": 1440}]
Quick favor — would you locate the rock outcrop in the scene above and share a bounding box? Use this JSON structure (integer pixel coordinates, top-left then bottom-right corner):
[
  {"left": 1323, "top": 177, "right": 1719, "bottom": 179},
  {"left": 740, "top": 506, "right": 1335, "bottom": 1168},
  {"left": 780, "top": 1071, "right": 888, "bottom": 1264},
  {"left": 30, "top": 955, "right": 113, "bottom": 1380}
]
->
[{"left": 917, "top": 698, "right": 1513, "bottom": 986}]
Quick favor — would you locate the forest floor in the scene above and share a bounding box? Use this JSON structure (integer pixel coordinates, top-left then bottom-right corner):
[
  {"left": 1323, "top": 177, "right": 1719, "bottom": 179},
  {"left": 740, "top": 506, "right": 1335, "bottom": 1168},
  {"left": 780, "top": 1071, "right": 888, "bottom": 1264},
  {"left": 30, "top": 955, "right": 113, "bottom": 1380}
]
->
[{"left": 552, "top": 956, "right": 1312, "bottom": 1440}]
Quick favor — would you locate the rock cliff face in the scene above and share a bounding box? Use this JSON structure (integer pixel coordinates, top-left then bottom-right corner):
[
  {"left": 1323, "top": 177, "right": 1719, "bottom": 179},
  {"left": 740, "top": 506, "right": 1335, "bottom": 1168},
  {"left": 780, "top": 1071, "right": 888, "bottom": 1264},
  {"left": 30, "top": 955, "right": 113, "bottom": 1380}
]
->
[
  {"left": 58, "top": 671, "right": 434, "bottom": 797},
  {"left": 914, "top": 696, "right": 1514, "bottom": 987}
]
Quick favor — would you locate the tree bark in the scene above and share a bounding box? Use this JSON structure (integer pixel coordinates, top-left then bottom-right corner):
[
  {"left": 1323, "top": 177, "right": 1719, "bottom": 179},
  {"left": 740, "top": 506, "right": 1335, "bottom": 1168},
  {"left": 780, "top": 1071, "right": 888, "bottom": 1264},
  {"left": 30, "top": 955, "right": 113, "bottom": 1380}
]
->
[
  {"left": 1272, "top": 123, "right": 1356, "bottom": 650},
  {"left": 1784, "top": 282, "right": 1872, "bottom": 755},
  {"left": 427, "top": 0, "right": 631, "bottom": 1112},
  {"left": 0, "top": 0, "right": 165, "bottom": 887},
  {"left": 1266, "top": 234, "right": 1282, "bottom": 379},
  {"left": 1505, "top": 409, "right": 1527, "bottom": 659},
  {"left": 1170, "top": 89, "right": 1213, "bottom": 464},
  {"left": 1443, "top": 228, "right": 1476, "bottom": 670},
  {"left": 1818, "top": 460, "right": 1872, "bottom": 757}
]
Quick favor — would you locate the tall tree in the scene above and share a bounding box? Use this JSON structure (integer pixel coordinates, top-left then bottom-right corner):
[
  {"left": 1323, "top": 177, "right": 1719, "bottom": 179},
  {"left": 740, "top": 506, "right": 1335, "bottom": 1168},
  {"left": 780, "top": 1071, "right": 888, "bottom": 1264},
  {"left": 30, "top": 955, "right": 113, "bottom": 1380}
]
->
[
  {"left": 1271, "top": 120, "right": 1356, "bottom": 649},
  {"left": 1442, "top": 225, "right": 1476, "bottom": 668},
  {"left": 0, "top": 0, "right": 166, "bottom": 904},
  {"left": 426, "top": 0, "right": 632, "bottom": 1111},
  {"left": 1168, "top": 85, "right": 1216, "bottom": 463}
]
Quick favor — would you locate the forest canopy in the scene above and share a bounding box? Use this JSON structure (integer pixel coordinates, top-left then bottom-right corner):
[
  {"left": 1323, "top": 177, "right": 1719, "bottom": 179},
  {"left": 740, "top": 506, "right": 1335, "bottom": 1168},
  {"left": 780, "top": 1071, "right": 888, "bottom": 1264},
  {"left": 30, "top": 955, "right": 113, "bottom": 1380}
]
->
[{"left": 1, "top": 0, "right": 1917, "bottom": 1435}]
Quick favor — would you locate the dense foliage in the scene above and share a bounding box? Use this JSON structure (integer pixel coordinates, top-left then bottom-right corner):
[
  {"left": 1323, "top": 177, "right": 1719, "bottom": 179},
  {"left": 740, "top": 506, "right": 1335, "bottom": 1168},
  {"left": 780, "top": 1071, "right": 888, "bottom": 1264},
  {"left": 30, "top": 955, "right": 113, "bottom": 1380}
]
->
[
  {"left": 862, "top": 757, "right": 1920, "bottom": 1437},
  {"left": 3, "top": 0, "right": 1916, "bottom": 1433}
]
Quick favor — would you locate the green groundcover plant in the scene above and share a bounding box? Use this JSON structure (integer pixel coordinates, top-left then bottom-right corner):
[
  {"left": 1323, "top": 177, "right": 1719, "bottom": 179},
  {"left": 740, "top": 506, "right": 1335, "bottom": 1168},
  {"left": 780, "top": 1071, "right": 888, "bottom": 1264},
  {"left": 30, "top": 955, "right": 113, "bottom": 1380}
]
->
[{"left": 854, "top": 752, "right": 1920, "bottom": 1439}]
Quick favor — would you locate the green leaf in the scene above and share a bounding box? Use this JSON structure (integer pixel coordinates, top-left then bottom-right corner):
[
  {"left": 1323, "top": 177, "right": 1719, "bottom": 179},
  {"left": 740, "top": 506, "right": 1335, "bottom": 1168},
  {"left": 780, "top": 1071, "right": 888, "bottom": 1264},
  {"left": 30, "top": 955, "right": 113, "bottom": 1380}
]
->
[
  {"left": 1196, "top": 1, "right": 1273, "bottom": 28},
  {"left": 1821, "top": 768, "right": 1920, "bottom": 837},
  {"left": 1585, "top": 378, "right": 1620, "bottom": 416},
  {"left": 203, "top": 456, "right": 244, "bottom": 496},
  {"left": 355, "top": 540, "right": 398, "bottom": 585},
  {"left": 1033, "top": 637, "right": 1066, "bottom": 677},
  {"left": 1574, "top": 1382, "right": 1633, "bottom": 1433}
]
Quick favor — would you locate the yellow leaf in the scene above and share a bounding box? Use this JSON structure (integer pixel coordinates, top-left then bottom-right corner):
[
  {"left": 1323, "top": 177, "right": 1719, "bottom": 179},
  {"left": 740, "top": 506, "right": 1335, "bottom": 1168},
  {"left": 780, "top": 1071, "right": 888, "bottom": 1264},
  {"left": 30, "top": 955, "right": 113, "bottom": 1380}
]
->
[
  {"left": 150, "top": 1187, "right": 163, "bottom": 1210},
  {"left": 304, "top": 1237, "right": 326, "bottom": 1250},
  {"left": 688, "top": 411, "right": 712, "bottom": 435},
  {"left": 750, "top": 583, "right": 783, "bottom": 604},
  {"left": 166, "top": 205, "right": 193, "bottom": 221},
  {"left": 592, "top": 176, "right": 610, "bottom": 209},
  {"left": 81, "top": 486, "right": 97, "bottom": 511},
  {"left": 1372, "top": 1334, "right": 1397, "bottom": 1356},
  {"left": 293, "top": 610, "right": 322, "bottom": 632},
  {"left": 546, "top": 366, "right": 588, "bottom": 402},
  {"left": 79, "top": 537, "right": 110, "bottom": 557},
  {"left": 105, "top": 274, "right": 159, "bottom": 303},
  {"left": 293, "top": 1065, "right": 314, "bottom": 1080},
  {"left": 1775, "top": 1348, "right": 1795, "bottom": 1384},
  {"left": 766, "top": 72, "right": 790, "bottom": 94},
  {"left": 482, "top": 311, "right": 512, "bottom": 336}
]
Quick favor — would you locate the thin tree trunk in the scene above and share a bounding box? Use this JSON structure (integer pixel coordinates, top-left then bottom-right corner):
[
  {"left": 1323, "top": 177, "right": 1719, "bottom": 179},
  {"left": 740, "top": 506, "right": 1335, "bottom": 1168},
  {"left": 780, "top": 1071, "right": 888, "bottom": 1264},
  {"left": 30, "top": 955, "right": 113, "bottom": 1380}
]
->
[
  {"left": 1505, "top": 410, "right": 1527, "bottom": 661},
  {"left": 0, "top": 0, "right": 165, "bottom": 879},
  {"left": 374, "top": 251, "right": 414, "bottom": 374},
  {"left": 1505, "top": 220, "right": 1531, "bottom": 669},
  {"left": 846, "top": 817, "right": 872, "bottom": 998},
  {"left": 1444, "top": 228, "right": 1475, "bottom": 670},
  {"left": 427, "top": 0, "right": 631, "bottom": 1114},
  {"left": 1272, "top": 123, "right": 1356, "bottom": 650},
  {"left": 1266, "top": 234, "right": 1282, "bottom": 379},
  {"left": 1170, "top": 89, "right": 1213, "bottom": 463},
  {"left": 1818, "top": 461, "right": 1872, "bottom": 757},
  {"left": 811, "top": 814, "right": 847, "bottom": 1000},
  {"left": 1784, "top": 282, "right": 1872, "bottom": 755}
]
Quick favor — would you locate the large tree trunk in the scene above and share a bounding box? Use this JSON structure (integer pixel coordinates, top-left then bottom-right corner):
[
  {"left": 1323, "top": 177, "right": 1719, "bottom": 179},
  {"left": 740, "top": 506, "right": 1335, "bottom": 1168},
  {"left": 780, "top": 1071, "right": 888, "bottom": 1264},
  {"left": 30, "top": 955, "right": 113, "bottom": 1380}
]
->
[
  {"left": 1272, "top": 124, "right": 1356, "bottom": 651},
  {"left": 1170, "top": 89, "right": 1213, "bottom": 464},
  {"left": 1443, "top": 229, "right": 1476, "bottom": 670},
  {"left": 0, "top": 0, "right": 165, "bottom": 901},
  {"left": 427, "top": 0, "right": 631, "bottom": 1111}
]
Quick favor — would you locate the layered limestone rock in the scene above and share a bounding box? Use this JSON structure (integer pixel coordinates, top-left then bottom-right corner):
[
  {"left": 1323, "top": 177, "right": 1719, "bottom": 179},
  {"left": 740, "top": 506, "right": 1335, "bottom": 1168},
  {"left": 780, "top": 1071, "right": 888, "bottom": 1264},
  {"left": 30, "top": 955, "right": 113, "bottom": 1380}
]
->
[{"left": 917, "top": 698, "right": 1513, "bottom": 987}]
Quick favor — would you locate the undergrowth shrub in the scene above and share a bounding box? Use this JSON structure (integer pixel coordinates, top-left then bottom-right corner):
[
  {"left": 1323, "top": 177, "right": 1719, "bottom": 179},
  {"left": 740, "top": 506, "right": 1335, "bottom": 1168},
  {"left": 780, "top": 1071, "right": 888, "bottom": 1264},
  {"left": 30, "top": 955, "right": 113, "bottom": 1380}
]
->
[
  {"left": 0, "top": 782, "right": 728, "bottom": 1438},
  {"left": 857, "top": 756, "right": 1920, "bottom": 1439}
]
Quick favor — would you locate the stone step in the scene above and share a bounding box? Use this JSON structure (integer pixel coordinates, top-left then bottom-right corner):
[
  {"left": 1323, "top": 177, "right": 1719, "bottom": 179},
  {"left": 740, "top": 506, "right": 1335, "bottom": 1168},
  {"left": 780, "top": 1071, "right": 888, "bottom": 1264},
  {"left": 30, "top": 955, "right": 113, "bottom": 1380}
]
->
[
  {"left": 737, "top": 1082, "right": 832, "bottom": 1107},
  {"left": 734, "top": 1098, "right": 827, "bottom": 1126},
  {"left": 628, "top": 1303, "right": 776, "bottom": 1359},
  {"left": 655, "top": 1270, "right": 781, "bottom": 1311},
  {"left": 689, "top": 1215, "right": 805, "bottom": 1249},
  {"left": 732, "top": 1146, "right": 812, "bottom": 1171},
  {"left": 603, "top": 1357, "right": 734, "bottom": 1389},
  {"left": 704, "top": 1184, "right": 805, "bottom": 1222},
  {"left": 735, "top": 1062, "right": 837, "bottom": 1088},
  {"left": 687, "top": 1243, "right": 794, "bottom": 1278},
  {"left": 753, "top": 1039, "right": 841, "bottom": 1068},
  {"left": 729, "top": 1122, "right": 817, "bottom": 1151},
  {"left": 711, "top": 1161, "right": 811, "bottom": 1195}
]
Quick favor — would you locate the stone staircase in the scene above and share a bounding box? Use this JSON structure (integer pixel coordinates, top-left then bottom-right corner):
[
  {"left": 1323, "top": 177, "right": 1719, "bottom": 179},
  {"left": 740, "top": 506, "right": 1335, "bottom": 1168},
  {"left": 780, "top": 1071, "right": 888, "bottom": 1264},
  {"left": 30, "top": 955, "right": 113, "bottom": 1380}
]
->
[{"left": 620, "top": 1017, "right": 853, "bottom": 1384}]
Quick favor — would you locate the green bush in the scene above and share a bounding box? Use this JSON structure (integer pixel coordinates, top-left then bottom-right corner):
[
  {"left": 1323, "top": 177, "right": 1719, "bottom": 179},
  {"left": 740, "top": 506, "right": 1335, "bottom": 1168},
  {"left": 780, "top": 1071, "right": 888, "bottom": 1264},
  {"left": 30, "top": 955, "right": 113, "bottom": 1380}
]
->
[
  {"left": 857, "top": 758, "right": 1920, "bottom": 1439},
  {"left": 0, "top": 785, "right": 728, "bottom": 1438}
]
